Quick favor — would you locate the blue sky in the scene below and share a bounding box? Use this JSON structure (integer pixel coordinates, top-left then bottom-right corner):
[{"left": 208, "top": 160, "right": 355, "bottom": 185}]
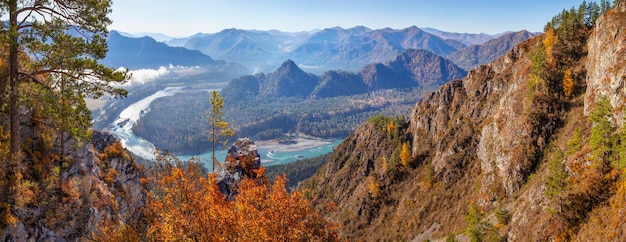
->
[{"left": 109, "top": 0, "right": 595, "bottom": 37}]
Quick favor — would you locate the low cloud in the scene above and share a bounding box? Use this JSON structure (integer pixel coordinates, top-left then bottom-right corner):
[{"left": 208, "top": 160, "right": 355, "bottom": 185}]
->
[
  {"left": 119, "top": 66, "right": 170, "bottom": 86},
  {"left": 116, "top": 65, "right": 208, "bottom": 87}
]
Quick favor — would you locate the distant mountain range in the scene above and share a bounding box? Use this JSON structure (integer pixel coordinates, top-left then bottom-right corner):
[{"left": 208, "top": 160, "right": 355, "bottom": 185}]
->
[
  {"left": 109, "top": 26, "right": 532, "bottom": 73},
  {"left": 446, "top": 30, "right": 537, "bottom": 70},
  {"left": 103, "top": 31, "right": 219, "bottom": 70},
  {"left": 420, "top": 27, "right": 502, "bottom": 45},
  {"left": 221, "top": 48, "right": 467, "bottom": 99},
  {"left": 180, "top": 28, "right": 312, "bottom": 71},
  {"left": 176, "top": 26, "right": 472, "bottom": 72},
  {"left": 289, "top": 26, "right": 464, "bottom": 72},
  {"left": 116, "top": 31, "right": 175, "bottom": 42}
]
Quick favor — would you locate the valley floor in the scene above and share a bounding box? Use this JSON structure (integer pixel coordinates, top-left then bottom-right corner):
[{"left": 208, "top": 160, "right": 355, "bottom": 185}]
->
[{"left": 255, "top": 133, "right": 335, "bottom": 154}]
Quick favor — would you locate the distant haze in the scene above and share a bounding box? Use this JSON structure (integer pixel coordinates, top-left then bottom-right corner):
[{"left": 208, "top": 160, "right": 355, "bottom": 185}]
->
[{"left": 110, "top": 0, "right": 602, "bottom": 37}]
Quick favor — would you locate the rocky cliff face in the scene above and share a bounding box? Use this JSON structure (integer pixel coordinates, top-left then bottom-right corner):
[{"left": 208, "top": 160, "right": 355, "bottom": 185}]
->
[
  {"left": 303, "top": 3, "right": 626, "bottom": 241},
  {"left": 302, "top": 37, "right": 541, "bottom": 240},
  {"left": 2, "top": 131, "right": 145, "bottom": 241},
  {"left": 411, "top": 44, "right": 537, "bottom": 196},
  {"left": 584, "top": 2, "right": 626, "bottom": 122}
]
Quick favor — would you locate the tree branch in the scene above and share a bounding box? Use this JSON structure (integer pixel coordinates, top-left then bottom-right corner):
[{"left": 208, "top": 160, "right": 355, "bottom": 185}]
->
[{"left": 18, "top": 71, "right": 57, "bottom": 96}]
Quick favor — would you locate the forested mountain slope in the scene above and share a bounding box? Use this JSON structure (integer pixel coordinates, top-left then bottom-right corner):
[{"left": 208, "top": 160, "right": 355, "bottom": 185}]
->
[
  {"left": 302, "top": 1, "right": 625, "bottom": 241},
  {"left": 222, "top": 49, "right": 466, "bottom": 99}
]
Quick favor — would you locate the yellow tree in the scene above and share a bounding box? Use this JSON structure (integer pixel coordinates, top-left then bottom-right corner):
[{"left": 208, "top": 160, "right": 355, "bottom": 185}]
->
[
  {"left": 563, "top": 69, "right": 574, "bottom": 97},
  {"left": 368, "top": 176, "right": 381, "bottom": 199},
  {"left": 543, "top": 25, "right": 558, "bottom": 66},
  {"left": 400, "top": 142, "right": 412, "bottom": 167},
  {"left": 386, "top": 121, "right": 395, "bottom": 134}
]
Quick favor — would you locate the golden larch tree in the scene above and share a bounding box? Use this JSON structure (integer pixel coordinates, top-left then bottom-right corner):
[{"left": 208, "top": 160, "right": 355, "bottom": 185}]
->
[
  {"left": 543, "top": 26, "right": 558, "bottom": 66},
  {"left": 563, "top": 69, "right": 574, "bottom": 97},
  {"left": 400, "top": 142, "right": 412, "bottom": 167}
]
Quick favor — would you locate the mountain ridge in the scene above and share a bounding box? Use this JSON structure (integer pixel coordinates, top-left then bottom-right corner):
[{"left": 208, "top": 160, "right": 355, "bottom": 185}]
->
[
  {"left": 301, "top": 2, "right": 626, "bottom": 240},
  {"left": 108, "top": 26, "right": 533, "bottom": 75},
  {"left": 221, "top": 48, "right": 467, "bottom": 99},
  {"left": 103, "top": 31, "right": 218, "bottom": 69},
  {"left": 446, "top": 30, "right": 537, "bottom": 70},
  {"left": 421, "top": 27, "right": 501, "bottom": 45}
]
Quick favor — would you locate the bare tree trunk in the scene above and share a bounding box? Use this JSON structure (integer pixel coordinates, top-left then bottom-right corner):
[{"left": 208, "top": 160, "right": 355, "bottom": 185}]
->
[
  {"left": 9, "top": 0, "right": 20, "bottom": 155},
  {"left": 212, "top": 122, "right": 216, "bottom": 171}
]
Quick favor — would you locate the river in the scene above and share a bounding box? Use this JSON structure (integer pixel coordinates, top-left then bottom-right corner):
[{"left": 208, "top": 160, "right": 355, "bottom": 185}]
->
[{"left": 107, "top": 86, "right": 343, "bottom": 170}]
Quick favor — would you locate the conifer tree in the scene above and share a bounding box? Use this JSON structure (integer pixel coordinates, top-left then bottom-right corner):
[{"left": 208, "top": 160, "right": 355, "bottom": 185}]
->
[
  {"left": 590, "top": 96, "right": 616, "bottom": 170},
  {"left": 0, "top": 0, "right": 129, "bottom": 156},
  {"left": 544, "top": 149, "right": 567, "bottom": 204},
  {"left": 207, "top": 90, "right": 234, "bottom": 171},
  {"left": 567, "top": 128, "right": 582, "bottom": 155}
]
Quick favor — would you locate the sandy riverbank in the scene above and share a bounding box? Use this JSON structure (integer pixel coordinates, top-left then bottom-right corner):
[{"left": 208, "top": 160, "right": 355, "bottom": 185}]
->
[{"left": 255, "top": 133, "right": 334, "bottom": 153}]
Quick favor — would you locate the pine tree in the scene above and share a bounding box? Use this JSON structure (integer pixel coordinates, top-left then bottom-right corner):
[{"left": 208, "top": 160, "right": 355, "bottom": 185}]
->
[
  {"left": 529, "top": 43, "right": 549, "bottom": 93},
  {"left": 567, "top": 128, "right": 582, "bottom": 155},
  {"left": 590, "top": 96, "right": 616, "bottom": 170},
  {"left": 207, "top": 90, "right": 234, "bottom": 171},
  {"left": 544, "top": 149, "right": 568, "bottom": 203},
  {"left": 1, "top": 1, "right": 129, "bottom": 156}
]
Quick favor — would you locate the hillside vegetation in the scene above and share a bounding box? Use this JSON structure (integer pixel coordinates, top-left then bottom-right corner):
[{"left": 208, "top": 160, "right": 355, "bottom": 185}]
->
[{"left": 302, "top": 1, "right": 626, "bottom": 240}]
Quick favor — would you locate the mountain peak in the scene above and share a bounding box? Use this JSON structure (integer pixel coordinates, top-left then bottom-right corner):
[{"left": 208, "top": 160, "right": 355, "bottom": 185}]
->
[
  {"left": 274, "top": 59, "right": 305, "bottom": 76},
  {"left": 405, "top": 25, "right": 420, "bottom": 31},
  {"left": 279, "top": 59, "right": 298, "bottom": 69},
  {"left": 260, "top": 59, "right": 318, "bottom": 97}
]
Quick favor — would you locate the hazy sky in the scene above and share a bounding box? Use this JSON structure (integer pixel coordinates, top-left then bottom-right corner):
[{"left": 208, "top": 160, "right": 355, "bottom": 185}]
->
[{"left": 109, "top": 0, "right": 595, "bottom": 37}]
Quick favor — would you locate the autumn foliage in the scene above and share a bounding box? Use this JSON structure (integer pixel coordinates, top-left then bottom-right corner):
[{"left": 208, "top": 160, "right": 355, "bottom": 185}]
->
[
  {"left": 144, "top": 162, "right": 340, "bottom": 241},
  {"left": 562, "top": 69, "right": 574, "bottom": 97}
]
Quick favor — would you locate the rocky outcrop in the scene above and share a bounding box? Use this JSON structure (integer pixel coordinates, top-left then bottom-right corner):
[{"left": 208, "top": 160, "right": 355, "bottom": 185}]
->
[
  {"left": 1, "top": 131, "right": 145, "bottom": 241},
  {"left": 216, "top": 138, "right": 263, "bottom": 200},
  {"left": 301, "top": 34, "right": 546, "bottom": 240},
  {"left": 584, "top": 2, "right": 626, "bottom": 123},
  {"left": 411, "top": 42, "right": 536, "bottom": 196}
]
